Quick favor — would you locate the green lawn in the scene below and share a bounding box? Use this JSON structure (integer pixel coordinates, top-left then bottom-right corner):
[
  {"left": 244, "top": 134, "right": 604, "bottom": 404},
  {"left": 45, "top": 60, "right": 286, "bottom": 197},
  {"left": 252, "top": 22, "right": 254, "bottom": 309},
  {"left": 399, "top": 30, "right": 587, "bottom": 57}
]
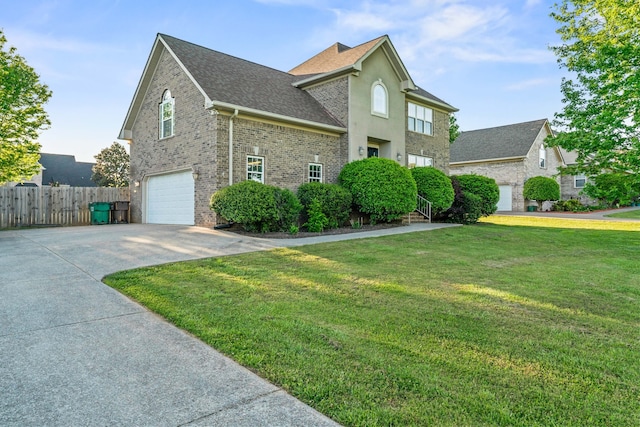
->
[
  {"left": 104, "top": 219, "right": 640, "bottom": 426},
  {"left": 605, "top": 208, "right": 640, "bottom": 219}
]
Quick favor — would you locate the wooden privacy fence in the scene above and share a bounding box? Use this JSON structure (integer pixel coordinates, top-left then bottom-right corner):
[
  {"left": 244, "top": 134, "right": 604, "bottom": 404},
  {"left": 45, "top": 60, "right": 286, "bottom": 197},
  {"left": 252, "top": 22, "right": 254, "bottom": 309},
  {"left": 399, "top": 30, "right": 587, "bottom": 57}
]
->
[{"left": 0, "top": 187, "right": 130, "bottom": 228}]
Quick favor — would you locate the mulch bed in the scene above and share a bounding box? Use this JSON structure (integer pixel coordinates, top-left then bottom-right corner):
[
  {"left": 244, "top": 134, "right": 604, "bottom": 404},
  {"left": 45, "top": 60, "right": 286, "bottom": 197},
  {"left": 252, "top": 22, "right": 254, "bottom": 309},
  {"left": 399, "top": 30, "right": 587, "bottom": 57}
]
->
[{"left": 220, "top": 221, "right": 406, "bottom": 239}]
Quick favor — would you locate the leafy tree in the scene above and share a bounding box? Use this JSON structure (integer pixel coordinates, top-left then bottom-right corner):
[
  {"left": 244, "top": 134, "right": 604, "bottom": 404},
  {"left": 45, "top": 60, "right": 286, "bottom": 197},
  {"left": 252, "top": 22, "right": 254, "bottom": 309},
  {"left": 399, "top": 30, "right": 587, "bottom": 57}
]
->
[
  {"left": 449, "top": 113, "right": 460, "bottom": 144},
  {"left": 523, "top": 176, "right": 561, "bottom": 210},
  {"left": 583, "top": 172, "right": 638, "bottom": 207},
  {"left": 547, "top": 1, "right": 640, "bottom": 177},
  {"left": 0, "top": 30, "right": 52, "bottom": 184},
  {"left": 92, "top": 142, "right": 130, "bottom": 187}
]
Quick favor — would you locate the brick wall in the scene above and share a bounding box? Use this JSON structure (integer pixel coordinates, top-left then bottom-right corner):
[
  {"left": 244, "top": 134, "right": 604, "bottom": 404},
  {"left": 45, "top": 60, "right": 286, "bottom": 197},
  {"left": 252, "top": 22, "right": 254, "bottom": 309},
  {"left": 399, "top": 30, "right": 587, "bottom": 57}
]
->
[
  {"left": 129, "top": 48, "right": 218, "bottom": 226},
  {"left": 229, "top": 118, "right": 346, "bottom": 190},
  {"left": 305, "top": 77, "right": 349, "bottom": 126}
]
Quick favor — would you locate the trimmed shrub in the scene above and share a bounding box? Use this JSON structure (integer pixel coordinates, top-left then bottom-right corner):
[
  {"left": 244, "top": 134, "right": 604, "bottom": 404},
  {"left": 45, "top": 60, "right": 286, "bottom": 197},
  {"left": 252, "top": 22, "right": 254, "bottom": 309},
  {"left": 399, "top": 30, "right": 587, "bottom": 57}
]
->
[
  {"left": 297, "top": 182, "right": 352, "bottom": 229},
  {"left": 455, "top": 174, "right": 500, "bottom": 216},
  {"left": 410, "top": 167, "right": 454, "bottom": 216},
  {"left": 553, "top": 199, "right": 587, "bottom": 212},
  {"left": 583, "top": 173, "right": 637, "bottom": 207},
  {"left": 440, "top": 176, "right": 483, "bottom": 224},
  {"left": 304, "top": 197, "right": 329, "bottom": 232},
  {"left": 210, "top": 180, "right": 301, "bottom": 232},
  {"left": 274, "top": 187, "right": 303, "bottom": 232},
  {"left": 523, "top": 176, "right": 560, "bottom": 210},
  {"left": 338, "top": 157, "right": 417, "bottom": 223}
]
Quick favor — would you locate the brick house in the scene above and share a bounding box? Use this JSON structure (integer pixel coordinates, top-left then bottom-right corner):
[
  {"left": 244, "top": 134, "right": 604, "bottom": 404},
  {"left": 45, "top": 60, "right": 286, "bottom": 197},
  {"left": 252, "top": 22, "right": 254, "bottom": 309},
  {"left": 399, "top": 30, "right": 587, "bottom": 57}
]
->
[
  {"left": 119, "top": 34, "right": 457, "bottom": 226},
  {"left": 450, "top": 119, "right": 564, "bottom": 211}
]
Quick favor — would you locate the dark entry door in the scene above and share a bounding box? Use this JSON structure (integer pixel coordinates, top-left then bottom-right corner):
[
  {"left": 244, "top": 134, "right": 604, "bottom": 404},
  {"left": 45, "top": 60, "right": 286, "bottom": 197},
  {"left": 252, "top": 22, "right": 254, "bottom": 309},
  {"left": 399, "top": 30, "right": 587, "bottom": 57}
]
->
[{"left": 367, "top": 146, "right": 379, "bottom": 158}]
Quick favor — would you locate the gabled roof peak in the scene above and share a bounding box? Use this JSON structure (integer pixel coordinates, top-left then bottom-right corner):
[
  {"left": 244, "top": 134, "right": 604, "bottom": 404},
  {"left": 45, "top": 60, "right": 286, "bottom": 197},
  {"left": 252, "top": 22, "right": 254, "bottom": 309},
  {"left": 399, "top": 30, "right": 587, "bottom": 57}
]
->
[{"left": 288, "top": 35, "right": 387, "bottom": 76}]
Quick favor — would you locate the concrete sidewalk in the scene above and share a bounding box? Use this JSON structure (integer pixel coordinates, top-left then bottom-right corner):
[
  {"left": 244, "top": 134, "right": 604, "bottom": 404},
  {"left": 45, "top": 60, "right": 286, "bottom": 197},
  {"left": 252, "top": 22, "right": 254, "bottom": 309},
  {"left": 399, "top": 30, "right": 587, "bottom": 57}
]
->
[{"left": 0, "top": 222, "right": 449, "bottom": 426}]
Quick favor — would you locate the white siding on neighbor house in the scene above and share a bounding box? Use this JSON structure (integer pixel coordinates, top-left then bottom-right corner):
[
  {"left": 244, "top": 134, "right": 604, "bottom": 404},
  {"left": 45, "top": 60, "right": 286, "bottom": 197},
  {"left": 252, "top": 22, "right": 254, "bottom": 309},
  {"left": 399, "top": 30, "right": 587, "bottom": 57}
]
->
[
  {"left": 497, "top": 185, "right": 513, "bottom": 211},
  {"left": 146, "top": 171, "right": 194, "bottom": 225}
]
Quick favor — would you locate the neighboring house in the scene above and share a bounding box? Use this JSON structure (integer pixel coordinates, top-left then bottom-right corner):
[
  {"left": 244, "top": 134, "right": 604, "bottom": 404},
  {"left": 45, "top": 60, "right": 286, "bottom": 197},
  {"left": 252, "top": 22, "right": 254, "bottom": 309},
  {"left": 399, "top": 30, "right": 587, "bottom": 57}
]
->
[
  {"left": 449, "top": 119, "right": 563, "bottom": 211},
  {"left": 119, "top": 34, "right": 457, "bottom": 226},
  {"left": 558, "top": 148, "right": 597, "bottom": 205},
  {"left": 5, "top": 153, "right": 95, "bottom": 187},
  {"left": 40, "top": 153, "right": 96, "bottom": 187}
]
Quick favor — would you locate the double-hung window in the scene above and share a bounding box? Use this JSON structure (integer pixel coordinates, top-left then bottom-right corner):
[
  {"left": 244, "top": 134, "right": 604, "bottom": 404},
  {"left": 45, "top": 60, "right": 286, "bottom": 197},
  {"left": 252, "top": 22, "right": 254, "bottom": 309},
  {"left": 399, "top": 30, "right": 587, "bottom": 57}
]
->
[
  {"left": 308, "top": 163, "right": 323, "bottom": 182},
  {"left": 408, "top": 102, "right": 433, "bottom": 135},
  {"left": 247, "top": 156, "right": 264, "bottom": 183},
  {"left": 159, "top": 90, "right": 174, "bottom": 139},
  {"left": 574, "top": 174, "right": 586, "bottom": 188}
]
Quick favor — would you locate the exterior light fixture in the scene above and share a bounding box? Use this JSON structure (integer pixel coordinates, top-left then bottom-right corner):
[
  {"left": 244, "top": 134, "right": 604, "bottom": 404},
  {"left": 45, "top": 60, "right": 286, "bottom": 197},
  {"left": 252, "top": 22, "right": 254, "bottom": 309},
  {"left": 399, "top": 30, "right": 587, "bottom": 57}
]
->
[
  {"left": 359, "top": 146, "right": 364, "bottom": 156},
  {"left": 397, "top": 152, "right": 402, "bottom": 162}
]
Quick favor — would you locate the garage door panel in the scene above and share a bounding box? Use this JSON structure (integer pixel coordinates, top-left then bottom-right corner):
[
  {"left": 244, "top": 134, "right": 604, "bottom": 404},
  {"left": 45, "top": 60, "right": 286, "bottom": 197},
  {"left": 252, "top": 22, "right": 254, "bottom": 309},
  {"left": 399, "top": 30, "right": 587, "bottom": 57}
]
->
[
  {"left": 497, "top": 185, "right": 513, "bottom": 211},
  {"left": 147, "top": 171, "right": 195, "bottom": 225}
]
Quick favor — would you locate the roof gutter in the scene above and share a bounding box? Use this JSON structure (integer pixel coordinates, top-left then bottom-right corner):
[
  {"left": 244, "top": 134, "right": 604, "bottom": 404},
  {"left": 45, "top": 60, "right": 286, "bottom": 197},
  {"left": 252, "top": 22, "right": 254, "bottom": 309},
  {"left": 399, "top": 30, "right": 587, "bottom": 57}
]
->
[
  {"left": 406, "top": 91, "right": 458, "bottom": 113},
  {"left": 450, "top": 156, "right": 525, "bottom": 166},
  {"left": 205, "top": 100, "right": 346, "bottom": 134}
]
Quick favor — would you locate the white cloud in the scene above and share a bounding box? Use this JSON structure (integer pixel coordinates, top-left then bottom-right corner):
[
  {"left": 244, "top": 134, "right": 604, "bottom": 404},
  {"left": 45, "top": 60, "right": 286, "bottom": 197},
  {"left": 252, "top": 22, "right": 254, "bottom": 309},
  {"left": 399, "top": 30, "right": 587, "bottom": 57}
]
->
[
  {"left": 506, "top": 78, "right": 554, "bottom": 91},
  {"left": 5, "top": 28, "right": 102, "bottom": 54}
]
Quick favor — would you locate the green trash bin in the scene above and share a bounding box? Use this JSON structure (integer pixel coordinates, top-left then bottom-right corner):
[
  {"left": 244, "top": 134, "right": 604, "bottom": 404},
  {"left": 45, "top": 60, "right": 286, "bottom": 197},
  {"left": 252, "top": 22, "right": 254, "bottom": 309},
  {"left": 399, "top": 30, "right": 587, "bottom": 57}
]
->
[
  {"left": 89, "top": 202, "right": 111, "bottom": 225},
  {"left": 527, "top": 205, "right": 537, "bottom": 212}
]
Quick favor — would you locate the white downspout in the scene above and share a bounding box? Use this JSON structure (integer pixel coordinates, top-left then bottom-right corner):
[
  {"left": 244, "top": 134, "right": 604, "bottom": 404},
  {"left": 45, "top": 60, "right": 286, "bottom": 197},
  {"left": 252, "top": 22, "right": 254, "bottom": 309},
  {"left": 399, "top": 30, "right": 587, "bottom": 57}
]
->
[{"left": 229, "top": 109, "right": 239, "bottom": 186}]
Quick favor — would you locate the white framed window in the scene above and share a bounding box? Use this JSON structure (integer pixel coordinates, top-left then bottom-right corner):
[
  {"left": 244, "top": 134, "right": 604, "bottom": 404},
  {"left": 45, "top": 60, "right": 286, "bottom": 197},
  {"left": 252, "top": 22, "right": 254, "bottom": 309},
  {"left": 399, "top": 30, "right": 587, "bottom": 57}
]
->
[
  {"left": 308, "top": 163, "right": 323, "bottom": 182},
  {"left": 407, "top": 154, "right": 433, "bottom": 168},
  {"left": 574, "top": 174, "right": 586, "bottom": 188},
  {"left": 371, "top": 80, "right": 388, "bottom": 117},
  {"left": 247, "top": 156, "right": 264, "bottom": 183},
  {"left": 408, "top": 102, "right": 433, "bottom": 135},
  {"left": 539, "top": 145, "right": 546, "bottom": 168},
  {"left": 159, "top": 89, "right": 174, "bottom": 139}
]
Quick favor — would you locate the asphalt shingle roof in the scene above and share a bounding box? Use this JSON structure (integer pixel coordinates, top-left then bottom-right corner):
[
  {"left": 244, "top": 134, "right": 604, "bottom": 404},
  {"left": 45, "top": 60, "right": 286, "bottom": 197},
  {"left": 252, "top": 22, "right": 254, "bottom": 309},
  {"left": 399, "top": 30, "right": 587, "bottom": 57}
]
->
[
  {"left": 450, "top": 119, "right": 549, "bottom": 163},
  {"left": 160, "top": 34, "right": 345, "bottom": 128},
  {"left": 40, "top": 153, "right": 96, "bottom": 187}
]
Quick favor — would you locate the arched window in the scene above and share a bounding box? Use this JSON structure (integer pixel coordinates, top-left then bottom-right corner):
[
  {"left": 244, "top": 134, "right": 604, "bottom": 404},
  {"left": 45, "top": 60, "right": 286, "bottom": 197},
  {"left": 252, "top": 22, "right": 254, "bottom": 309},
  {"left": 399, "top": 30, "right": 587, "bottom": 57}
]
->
[
  {"left": 371, "top": 80, "right": 388, "bottom": 117},
  {"left": 159, "top": 89, "right": 174, "bottom": 139},
  {"left": 539, "top": 144, "right": 546, "bottom": 168}
]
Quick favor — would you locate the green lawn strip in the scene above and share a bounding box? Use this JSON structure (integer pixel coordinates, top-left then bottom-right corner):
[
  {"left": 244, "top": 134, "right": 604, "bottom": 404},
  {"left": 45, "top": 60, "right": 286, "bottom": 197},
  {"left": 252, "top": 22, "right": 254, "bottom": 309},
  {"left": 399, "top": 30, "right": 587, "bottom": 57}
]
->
[
  {"left": 104, "top": 224, "right": 640, "bottom": 426},
  {"left": 605, "top": 209, "right": 640, "bottom": 219}
]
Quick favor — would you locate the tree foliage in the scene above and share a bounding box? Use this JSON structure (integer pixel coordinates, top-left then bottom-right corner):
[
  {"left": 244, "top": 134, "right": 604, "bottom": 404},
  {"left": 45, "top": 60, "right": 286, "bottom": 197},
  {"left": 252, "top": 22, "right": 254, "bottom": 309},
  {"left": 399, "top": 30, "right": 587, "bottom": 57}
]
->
[
  {"left": 449, "top": 113, "right": 460, "bottom": 144},
  {"left": 548, "top": 1, "right": 640, "bottom": 176},
  {"left": 523, "top": 176, "right": 561, "bottom": 210},
  {"left": 92, "top": 142, "right": 130, "bottom": 187},
  {"left": 0, "top": 30, "right": 52, "bottom": 184}
]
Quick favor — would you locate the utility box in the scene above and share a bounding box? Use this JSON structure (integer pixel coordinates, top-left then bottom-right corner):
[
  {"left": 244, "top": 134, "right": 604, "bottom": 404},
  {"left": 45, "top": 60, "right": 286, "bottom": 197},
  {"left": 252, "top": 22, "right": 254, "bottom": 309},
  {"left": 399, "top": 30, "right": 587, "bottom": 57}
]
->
[{"left": 89, "top": 202, "right": 111, "bottom": 225}]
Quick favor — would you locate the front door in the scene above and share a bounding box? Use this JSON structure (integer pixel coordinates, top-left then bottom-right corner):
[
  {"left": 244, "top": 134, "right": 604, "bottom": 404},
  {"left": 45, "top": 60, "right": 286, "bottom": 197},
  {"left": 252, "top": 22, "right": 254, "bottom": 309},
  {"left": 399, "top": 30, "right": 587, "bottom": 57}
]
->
[{"left": 367, "top": 146, "right": 379, "bottom": 158}]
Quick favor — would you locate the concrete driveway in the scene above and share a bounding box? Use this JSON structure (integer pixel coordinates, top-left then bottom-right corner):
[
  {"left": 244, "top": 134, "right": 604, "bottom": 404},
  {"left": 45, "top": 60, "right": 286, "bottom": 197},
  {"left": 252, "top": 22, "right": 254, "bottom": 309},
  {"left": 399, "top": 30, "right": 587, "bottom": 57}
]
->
[{"left": 0, "top": 222, "right": 448, "bottom": 426}]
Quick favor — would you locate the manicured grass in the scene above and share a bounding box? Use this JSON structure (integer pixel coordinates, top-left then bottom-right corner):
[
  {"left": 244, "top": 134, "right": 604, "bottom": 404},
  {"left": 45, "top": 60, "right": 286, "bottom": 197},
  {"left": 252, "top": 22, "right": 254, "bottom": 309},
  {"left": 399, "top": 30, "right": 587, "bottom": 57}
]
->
[
  {"left": 481, "top": 214, "right": 640, "bottom": 231},
  {"left": 104, "top": 221, "right": 640, "bottom": 426},
  {"left": 605, "top": 208, "right": 640, "bottom": 219}
]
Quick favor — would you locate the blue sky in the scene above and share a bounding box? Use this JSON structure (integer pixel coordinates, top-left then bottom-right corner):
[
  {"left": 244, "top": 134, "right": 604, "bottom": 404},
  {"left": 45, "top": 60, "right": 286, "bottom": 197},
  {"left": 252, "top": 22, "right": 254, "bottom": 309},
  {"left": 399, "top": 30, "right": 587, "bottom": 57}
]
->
[{"left": 3, "top": 0, "right": 565, "bottom": 162}]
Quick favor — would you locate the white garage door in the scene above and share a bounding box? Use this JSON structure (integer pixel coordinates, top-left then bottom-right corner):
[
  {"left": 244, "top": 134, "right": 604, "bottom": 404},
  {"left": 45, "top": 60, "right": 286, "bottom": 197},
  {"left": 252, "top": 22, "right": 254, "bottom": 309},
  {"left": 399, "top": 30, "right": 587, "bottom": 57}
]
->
[
  {"left": 497, "top": 185, "right": 513, "bottom": 211},
  {"left": 146, "top": 171, "right": 195, "bottom": 225}
]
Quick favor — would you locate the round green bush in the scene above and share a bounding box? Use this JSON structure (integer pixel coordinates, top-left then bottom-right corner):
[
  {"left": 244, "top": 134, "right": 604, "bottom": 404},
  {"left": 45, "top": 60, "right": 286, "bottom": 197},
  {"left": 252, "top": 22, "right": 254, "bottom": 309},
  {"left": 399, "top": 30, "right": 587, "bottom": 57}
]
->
[
  {"left": 210, "top": 180, "right": 301, "bottom": 232},
  {"left": 338, "top": 157, "right": 417, "bottom": 223},
  {"left": 297, "top": 182, "right": 352, "bottom": 229},
  {"left": 455, "top": 174, "right": 499, "bottom": 216},
  {"left": 440, "top": 176, "right": 483, "bottom": 224},
  {"left": 523, "top": 176, "right": 560, "bottom": 209},
  {"left": 410, "top": 167, "right": 454, "bottom": 216}
]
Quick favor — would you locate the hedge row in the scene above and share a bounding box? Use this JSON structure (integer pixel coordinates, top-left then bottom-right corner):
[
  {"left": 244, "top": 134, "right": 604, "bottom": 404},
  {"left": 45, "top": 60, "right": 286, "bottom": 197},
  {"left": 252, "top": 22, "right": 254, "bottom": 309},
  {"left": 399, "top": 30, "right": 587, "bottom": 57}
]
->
[{"left": 210, "top": 160, "right": 501, "bottom": 231}]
